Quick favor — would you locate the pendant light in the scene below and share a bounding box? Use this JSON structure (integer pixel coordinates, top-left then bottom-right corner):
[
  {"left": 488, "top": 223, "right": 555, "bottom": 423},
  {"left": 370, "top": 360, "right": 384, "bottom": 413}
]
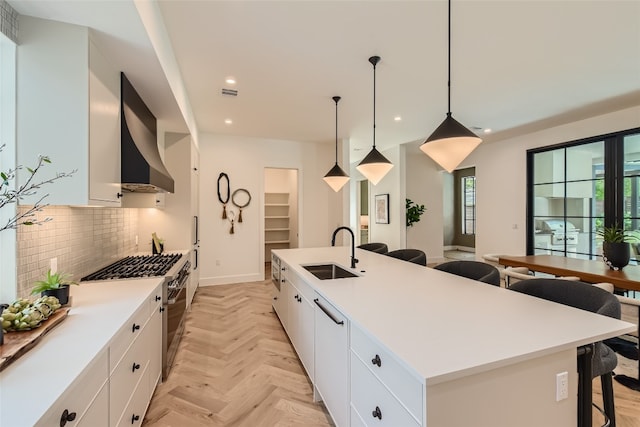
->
[
  {"left": 323, "top": 96, "right": 350, "bottom": 192},
  {"left": 356, "top": 56, "right": 393, "bottom": 185},
  {"left": 420, "top": 0, "right": 481, "bottom": 173}
]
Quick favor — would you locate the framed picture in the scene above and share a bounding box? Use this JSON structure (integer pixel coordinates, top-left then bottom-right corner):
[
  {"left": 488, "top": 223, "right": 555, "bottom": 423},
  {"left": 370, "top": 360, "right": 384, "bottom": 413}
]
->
[{"left": 375, "top": 194, "right": 389, "bottom": 224}]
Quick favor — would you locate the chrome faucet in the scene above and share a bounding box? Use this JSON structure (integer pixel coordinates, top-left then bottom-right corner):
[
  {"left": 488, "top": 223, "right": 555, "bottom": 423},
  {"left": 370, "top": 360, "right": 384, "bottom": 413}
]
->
[{"left": 331, "top": 226, "right": 358, "bottom": 269}]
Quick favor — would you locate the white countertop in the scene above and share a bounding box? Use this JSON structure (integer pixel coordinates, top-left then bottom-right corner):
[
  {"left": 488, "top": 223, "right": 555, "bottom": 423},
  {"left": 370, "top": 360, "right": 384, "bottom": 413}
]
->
[
  {"left": 0, "top": 277, "right": 163, "bottom": 426},
  {"left": 275, "top": 247, "right": 636, "bottom": 385}
]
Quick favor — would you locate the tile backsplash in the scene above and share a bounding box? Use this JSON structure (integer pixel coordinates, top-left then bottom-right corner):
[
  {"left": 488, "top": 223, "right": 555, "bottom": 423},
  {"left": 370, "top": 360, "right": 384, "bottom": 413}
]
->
[{"left": 16, "top": 206, "right": 138, "bottom": 298}]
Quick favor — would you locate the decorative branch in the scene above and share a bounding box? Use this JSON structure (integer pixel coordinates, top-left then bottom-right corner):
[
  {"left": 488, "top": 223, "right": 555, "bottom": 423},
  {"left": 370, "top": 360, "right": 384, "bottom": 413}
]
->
[{"left": 0, "top": 144, "right": 76, "bottom": 231}]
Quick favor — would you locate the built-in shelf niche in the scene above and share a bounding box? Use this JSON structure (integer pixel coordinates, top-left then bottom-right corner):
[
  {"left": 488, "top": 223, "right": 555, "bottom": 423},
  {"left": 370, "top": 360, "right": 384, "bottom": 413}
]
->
[{"left": 265, "top": 192, "right": 290, "bottom": 256}]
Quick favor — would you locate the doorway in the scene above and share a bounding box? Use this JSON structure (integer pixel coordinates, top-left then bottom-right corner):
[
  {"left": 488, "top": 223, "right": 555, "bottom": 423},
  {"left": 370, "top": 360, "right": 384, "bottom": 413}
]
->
[
  {"left": 443, "top": 167, "right": 476, "bottom": 257},
  {"left": 264, "top": 168, "right": 299, "bottom": 263},
  {"left": 358, "top": 180, "right": 369, "bottom": 245}
]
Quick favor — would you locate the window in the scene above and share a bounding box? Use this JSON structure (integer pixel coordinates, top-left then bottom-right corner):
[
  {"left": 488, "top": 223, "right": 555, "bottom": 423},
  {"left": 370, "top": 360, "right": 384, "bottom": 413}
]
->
[
  {"left": 462, "top": 176, "right": 476, "bottom": 235},
  {"left": 0, "top": 31, "right": 17, "bottom": 301},
  {"left": 527, "top": 128, "right": 640, "bottom": 261}
]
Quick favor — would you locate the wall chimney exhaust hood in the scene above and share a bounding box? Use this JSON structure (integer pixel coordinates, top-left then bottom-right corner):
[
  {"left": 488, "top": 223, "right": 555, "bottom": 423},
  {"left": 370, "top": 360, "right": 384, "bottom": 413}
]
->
[{"left": 121, "top": 73, "right": 174, "bottom": 193}]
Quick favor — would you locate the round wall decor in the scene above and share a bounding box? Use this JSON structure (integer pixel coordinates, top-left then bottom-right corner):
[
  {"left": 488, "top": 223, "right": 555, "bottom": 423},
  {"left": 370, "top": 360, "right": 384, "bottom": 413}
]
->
[
  {"left": 217, "top": 172, "right": 230, "bottom": 219},
  {"left": 232, "top": 188, "right": 251, "bottom": 223}
]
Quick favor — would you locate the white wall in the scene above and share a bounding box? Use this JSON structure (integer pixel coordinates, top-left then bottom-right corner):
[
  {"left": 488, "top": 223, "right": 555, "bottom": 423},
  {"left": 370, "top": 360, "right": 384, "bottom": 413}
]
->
[
  {"left": 137, "top": 134, "right": 193, "bottom": 253},
  {"left": 199, "top": 133, "right": 340, "bottom": 286},
  {"left": 358, "top": 145, "right": 406, "bottom": 251},
  {"left": 461, "top": 105, "right": 640, "bottom": 260},
  {"left": 405, "top": 147, "right": 446, "bottom": 264}
]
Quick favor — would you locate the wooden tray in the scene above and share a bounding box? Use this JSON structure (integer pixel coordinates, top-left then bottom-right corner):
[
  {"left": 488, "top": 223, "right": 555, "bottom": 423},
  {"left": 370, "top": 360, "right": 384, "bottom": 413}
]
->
[{"left": 0, "top": 308, "right": 70, "bottom": 373}]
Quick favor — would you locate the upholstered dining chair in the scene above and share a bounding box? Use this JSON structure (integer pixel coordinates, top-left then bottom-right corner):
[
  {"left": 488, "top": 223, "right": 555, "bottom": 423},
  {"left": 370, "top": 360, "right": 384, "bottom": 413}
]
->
[
  {"left": 502, "top": 266, "right": 581, "bottom": 288},
  {"left": 434, "top": 260, "right": 501, "bottom": 286},
  {"left": 357, "top": 242, "right": 389, "bottom": 254},
  {"left": 482, "top": 254, "right": 529, "bottom": 288},
  {"left": 509, "top": 278, "right": 621, "bottom": 427},
  {"left": 385, "top": 249, "right": 427, "bottom": 266}
]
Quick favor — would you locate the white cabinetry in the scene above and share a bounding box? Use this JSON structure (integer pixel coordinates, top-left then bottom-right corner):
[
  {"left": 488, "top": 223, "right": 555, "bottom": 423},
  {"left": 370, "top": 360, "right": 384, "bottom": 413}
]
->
[
  {"left": 350, "top": 324, "right": 423, "bottom": 426},
  {"left": 109, "top": 283, "right": 161, "bottom": 427},
  {"left": 17, "top": 17, "right": 121, "bottom": 206},
  {"left": 282, "top": 263, "right": 314, "bottom": 380},
  {"left": 36, "top": 350, "right": 109, "bottom": 427},
  {"left": 314, "top": 294, "right": 349, "bottom": 427}
]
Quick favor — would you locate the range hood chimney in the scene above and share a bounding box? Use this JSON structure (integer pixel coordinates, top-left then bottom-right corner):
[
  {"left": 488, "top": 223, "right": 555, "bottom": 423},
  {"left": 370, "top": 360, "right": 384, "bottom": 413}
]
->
[{"left": 121, "top": 73, "right": 174, "bottom": 193}]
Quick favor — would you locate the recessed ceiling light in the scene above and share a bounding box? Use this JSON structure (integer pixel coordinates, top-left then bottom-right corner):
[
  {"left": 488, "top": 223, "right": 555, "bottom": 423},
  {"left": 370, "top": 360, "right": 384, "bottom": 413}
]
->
[
  {"left": 483, "top": 128, "right": 492, "bottom": 134},
  {"left": 225, "top": 77, "right": 236, "bottom": 85},
  {"left": 394, "top": 116, "right": 402, "bottom": 122},
  {"left": 224, "top": 119, "right": 233, "bottom": 125}
]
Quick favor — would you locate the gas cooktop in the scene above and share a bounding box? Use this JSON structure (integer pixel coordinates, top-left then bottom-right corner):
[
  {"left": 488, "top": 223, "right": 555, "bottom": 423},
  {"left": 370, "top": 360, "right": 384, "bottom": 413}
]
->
[{"left": 81, "top": 253, "right": 183, "bottom": 281}]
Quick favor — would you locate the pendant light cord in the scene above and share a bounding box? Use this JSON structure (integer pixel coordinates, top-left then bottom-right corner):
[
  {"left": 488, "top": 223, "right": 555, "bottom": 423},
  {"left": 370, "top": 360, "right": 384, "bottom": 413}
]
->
[
  {"left": 335, "top": 97, "right": 339, "bottom": 164},
  {"left": 372, "top": 59, "right": 377, "bottom": 148},
  {"left": 447, "top": 0, "right": 452, "bottom": 116}
]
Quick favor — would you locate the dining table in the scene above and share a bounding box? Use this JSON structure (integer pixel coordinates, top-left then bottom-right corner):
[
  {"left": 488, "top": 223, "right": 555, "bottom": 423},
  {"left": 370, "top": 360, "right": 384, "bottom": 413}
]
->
[{"left": 498, "top": 254, "right": 640, "bottom": 292}]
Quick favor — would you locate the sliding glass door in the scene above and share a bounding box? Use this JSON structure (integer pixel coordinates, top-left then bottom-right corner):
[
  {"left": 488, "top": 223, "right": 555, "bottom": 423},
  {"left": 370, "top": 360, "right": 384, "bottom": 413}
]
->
[{"left": 527, "top": 128, "right": 640, "bottom": 261}]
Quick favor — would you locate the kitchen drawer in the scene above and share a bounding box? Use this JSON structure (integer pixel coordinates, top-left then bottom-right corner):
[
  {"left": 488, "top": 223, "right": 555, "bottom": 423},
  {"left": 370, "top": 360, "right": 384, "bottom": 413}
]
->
[
  {"left": 110, "top": 302, "right": 150, "bottom": 373},
  {"left": 351, "top": 324, "right": 423, "bottom": 423},
  {"left": 77, "top": 383, "right": 109, "bottom": 427},
  {"left": 350, "top": 352, "right": 420, "bottom": 427},
  {"left": 148, "top": 284, "right": 162, "bottom": 311},
  {"left": 286, "top": 268, "right": 315, "bottom": 302},
  {"left": 110, "top": 320, "right": 151, "bottom": 424},
  {"left": 351, "top": 405, "right": 368, "bottom": 427},
  {"left": 36, "top": 350, "right": 109, "bottom": 427},
  {"left": 115, "top": 364, "right": 150, "bottom": 427}
]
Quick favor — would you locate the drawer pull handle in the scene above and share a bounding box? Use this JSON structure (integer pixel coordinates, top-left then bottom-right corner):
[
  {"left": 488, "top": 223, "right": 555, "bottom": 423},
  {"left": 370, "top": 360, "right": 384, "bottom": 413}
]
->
[
  {"left": 372, "top": 406, "right": 382, "bottom": 420},
  {"left": 155, "top": 295, "right": 161, "bottom": 301},
  {"left": 371, "top": 354, "right": 382, "bottom": 367},
  {"left": 59, "top": 409, "right": 77, "bottom": 427},
  {"left": 159, "top": 307, "right": 165, "bottom": 313},
  {"left": 131, "top": 414, "right": 140, "bottom": 424},
  {"left": 132, "top": 362, "right": 141, "bottom": 372},
  {"left": 314, "top": 299, "right": 344, "bottom": 325},
  {"left": 132, "top": 323, "right": 140, "bottom": 333}
]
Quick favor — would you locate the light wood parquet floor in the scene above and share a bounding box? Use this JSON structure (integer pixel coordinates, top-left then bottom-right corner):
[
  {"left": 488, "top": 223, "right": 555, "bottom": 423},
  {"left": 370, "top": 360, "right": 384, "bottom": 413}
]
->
[{"left": 144, "top": 273, "right": 640, "bottom": 427}]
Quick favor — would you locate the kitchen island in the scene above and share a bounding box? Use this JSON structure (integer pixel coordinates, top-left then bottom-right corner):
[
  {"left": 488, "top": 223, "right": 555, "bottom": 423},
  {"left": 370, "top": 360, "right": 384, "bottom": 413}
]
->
[
  {"left": 273, "top": 247, "right": 635, "bottom": 427},
  {"left": 0, "top": 278, "right": 163, "bottom": 426}
]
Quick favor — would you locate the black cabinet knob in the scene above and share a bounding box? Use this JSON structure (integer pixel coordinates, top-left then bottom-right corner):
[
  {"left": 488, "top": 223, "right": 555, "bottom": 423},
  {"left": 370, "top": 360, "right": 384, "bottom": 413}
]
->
[
  {"left": 155, "top": 295, "right": 161, "bottom": 301},
  {"left": 132, "top": 362, "right": 141, "bottom": 372},
  {"left": 371, "top": 354, "right": 382, "bottom": 367},
  {"left": 131, "top": 414, "right": 140, "bottom": 424},
  {"left": 159, "top": 307, "right": 165, "bottom": 313},
  {"left": 117, "top": 192, "right": 123, "bottom": 198},
  {"left": 132, "top": 323, "right": 140, "bottom": 333},
  {"left": 60, "top": 409, "right": 77, "bottom": 427},
  {"left": 273, "top": 296, "right": 278, "bottom": 300},
  {"left": 372, "top": 406, "right": 382, "bottom": 420}
]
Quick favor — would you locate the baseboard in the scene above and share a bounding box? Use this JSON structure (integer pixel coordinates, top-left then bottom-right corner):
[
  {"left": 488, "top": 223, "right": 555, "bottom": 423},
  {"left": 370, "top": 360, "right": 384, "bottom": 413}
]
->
[
  {"left": 200, "top": 273, "right": 264, "bottom": 286},
  {"left": 444, "top": 245, "right": 475, "bottom": 253}
]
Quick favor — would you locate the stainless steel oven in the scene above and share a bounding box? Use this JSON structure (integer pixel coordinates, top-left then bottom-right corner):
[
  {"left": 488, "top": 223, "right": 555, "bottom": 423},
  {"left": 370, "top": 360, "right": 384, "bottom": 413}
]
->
[
  {"left": 164, "top": 259, "right": 190, "bottom": 379},
  {"left": 271, "top": 253, "right": 281, "bottom": 291}
]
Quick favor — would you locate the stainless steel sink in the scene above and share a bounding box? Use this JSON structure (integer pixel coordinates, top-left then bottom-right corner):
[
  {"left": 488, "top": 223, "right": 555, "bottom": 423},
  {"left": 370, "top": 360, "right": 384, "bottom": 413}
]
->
[{"left": 303, "top": 264, "right": 358, "bottom": 280}]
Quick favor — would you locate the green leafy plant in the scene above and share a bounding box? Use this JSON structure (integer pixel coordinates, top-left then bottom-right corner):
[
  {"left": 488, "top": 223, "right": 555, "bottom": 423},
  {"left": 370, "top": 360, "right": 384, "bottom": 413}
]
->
[
  {"left": 406, "top": 198, "right": 426, "bottom": 228},
  {"left": 31, "top": 269, "right": 78, "bottom": 295},
  {"left": 596, "top": 224, "right": 637, "bottom": 243}
]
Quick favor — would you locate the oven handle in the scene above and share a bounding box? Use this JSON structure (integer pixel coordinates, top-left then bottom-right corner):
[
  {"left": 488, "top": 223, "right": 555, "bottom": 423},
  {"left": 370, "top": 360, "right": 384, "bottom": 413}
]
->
[{"left": 168, "top": 283, "right": 187, "bottom": 305}]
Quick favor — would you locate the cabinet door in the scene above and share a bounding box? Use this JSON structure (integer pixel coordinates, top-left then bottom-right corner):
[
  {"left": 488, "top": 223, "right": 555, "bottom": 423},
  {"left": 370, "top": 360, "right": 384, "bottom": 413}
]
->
[
  {"left": 77, "top": 384, "right": 109, "bottom": 427},
  {"left": 148, "top": 303, "right": 163, "bottom": 394},
  {"left": 297, "top": 294, "right": 315, "bottom": 381},
  {"left": 88, "top": 40, "right": 121, "bottom": 205},
  {"left": 314, "top": 294, "right": 349, "bottom": 427}
]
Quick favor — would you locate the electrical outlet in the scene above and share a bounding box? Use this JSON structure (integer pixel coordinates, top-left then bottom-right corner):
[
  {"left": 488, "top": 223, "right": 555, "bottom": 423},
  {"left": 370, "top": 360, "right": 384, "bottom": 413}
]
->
[
  {"left": 556, "top": 371, "right": 569, "bottom": 401},
  {"left": 50, "top": 257, "right": 58, "bottom": 274}
]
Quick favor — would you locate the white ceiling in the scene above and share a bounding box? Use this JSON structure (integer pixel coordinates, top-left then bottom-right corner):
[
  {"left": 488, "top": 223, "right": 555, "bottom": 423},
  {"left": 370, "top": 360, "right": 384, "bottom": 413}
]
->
[{"left": 9, "top": 1, "right": 640, "bottom": 160}]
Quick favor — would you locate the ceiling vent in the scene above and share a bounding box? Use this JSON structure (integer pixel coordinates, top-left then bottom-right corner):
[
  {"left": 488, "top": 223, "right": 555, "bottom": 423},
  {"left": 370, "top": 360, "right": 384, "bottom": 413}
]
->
[{"left": 221, "top": 88, "right": 238, "bottom": 96}]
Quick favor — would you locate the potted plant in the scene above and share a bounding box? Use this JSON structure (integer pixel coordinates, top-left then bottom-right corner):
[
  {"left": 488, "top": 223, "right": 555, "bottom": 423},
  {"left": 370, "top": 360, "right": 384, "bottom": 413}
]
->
[
  {"left": 596, "top": 224, "right": 637, "bottom": 270},
  {"left": 31, "top": 269, "right": 78, "bottom": 305},
  {"left": 406, "top": 198, "right": 426, "bottom": 228}
]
